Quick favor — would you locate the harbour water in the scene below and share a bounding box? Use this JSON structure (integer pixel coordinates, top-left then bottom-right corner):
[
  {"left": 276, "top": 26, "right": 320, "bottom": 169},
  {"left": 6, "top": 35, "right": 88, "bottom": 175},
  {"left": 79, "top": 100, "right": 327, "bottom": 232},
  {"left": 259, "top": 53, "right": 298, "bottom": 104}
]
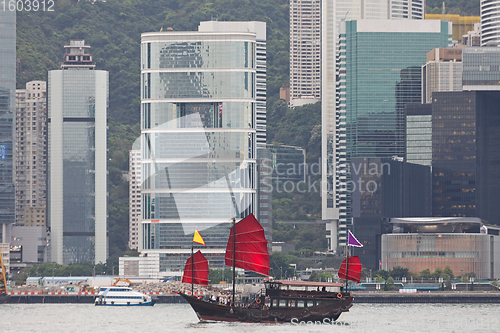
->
[{"left": 1, "top": 303, "right": 499, "bottom": 332}]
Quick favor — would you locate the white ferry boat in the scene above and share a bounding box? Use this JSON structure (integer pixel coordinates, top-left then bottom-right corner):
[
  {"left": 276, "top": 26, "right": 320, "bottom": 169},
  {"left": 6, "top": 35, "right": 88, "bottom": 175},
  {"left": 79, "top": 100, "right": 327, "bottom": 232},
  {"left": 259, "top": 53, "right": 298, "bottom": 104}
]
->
[{"left": 94, "top": 287, "right": 156, "bottom": 306}]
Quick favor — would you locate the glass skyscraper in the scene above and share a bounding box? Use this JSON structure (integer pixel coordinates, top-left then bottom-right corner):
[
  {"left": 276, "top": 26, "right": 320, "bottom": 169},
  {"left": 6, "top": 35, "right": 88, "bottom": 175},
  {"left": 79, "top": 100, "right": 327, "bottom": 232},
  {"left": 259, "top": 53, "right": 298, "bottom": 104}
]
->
[
  {"left": 48, "top": 41, "right": 108, "bottom": 265},
  {"left": 336, "top": 19, "right": 451, "bottom": 246},
  {"left": 0, "top": 9, "right": 16, "bottom": 242},
  {"left": 140, "top": 22, "right": 265, "bottom": 272}
]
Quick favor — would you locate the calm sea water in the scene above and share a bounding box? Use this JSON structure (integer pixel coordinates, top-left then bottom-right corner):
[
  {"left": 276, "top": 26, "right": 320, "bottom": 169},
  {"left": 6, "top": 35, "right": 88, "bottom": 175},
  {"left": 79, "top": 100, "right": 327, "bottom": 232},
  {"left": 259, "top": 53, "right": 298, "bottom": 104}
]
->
[{"left": 1, "top": 303, "right": 499, "bottom": 333}]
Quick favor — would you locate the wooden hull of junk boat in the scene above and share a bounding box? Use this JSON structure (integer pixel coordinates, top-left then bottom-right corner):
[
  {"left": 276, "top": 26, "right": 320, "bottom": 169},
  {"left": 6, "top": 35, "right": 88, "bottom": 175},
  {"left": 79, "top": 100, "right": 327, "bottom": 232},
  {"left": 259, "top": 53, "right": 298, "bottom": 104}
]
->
[{"left": 180, "top": 293, "right": 353, "bottom": 323}]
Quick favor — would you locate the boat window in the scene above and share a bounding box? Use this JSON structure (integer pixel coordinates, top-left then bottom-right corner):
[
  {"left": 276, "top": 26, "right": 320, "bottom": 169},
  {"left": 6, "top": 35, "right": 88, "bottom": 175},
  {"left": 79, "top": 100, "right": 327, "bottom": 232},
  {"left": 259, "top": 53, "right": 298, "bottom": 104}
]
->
[
  {"left": 316, "top": 301, "right": 322, "bottom": 306},
  {"left": 272, "top": 299, "right": 278, "bottom": 308},
  {"left": 288, "top": 300, "right": 296, "bottom": 307},
  {"left": 278, "top": 299, "right": 286, "bottom": 307},
  {"left": 297, "top": 300, "right": 305, "bottom": 308},
  {"left": 306, "top": 300, "right": 314, "bottom": 307}
]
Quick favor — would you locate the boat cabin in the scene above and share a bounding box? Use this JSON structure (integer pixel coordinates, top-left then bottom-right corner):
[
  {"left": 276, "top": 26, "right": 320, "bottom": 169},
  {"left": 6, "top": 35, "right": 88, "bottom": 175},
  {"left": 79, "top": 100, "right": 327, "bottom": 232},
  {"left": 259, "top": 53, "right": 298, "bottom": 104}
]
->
[{"left": 258, "top": 280, "right": 346, "bottom": 311}]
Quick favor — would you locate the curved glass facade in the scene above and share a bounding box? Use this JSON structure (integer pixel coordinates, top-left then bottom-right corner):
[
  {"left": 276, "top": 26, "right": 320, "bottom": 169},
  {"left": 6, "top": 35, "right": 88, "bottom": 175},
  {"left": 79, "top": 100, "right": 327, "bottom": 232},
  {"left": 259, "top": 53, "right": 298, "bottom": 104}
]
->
[{"left": 140, "top": 33, "right": 257, "bottom": 262}]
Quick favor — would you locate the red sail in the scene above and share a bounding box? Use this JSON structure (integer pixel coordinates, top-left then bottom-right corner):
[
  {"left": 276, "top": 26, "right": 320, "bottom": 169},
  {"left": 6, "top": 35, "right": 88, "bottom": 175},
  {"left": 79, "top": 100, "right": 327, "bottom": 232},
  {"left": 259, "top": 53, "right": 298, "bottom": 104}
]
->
[
  {"left": 182, "top": 250, "right": 209, "bottom": 286},
  {"left": 225, "top": 214, "right": 270, "bottom": 276},
  {"left": 338, "top": 256, "right": 362, "bottom": 283}
]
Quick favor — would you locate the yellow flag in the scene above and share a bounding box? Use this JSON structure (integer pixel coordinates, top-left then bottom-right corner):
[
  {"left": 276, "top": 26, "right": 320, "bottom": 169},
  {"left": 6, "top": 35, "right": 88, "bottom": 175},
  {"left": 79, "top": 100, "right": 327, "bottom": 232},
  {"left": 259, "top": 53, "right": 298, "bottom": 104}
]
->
[{"left": 193, "top": 229, "right": 206, "bottom": 245}]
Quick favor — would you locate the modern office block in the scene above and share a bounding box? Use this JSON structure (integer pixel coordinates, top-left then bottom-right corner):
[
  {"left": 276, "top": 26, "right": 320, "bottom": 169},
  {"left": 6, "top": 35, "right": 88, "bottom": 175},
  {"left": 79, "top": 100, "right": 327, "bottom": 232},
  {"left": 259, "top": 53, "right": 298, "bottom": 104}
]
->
[
  {"left": 432, "top": 90, "right": 500, "bottom": 224},
  {"left": 48, "top": 40, "right": 108, "bottom": 265},
  {"left": 462, "top": 22, "right": 481, "bottom": 46},
  {"left": 481, "top": 0, "right": 500, "bottom": 46},
  {"left": 0, "top": 9, "right": 16, "bottom": 243},
  {"left": 405, "top": 103, "right": 432, "bottom": 167},
  {"left": 140, "top": 22, "right": 265, "bottom": 273},
  {"left": 422, "top": 48, "right": 463, "bottom": 104},
  {"left": 128, "top": 148, "right": 141, "bottom": 251},
  {"left": 15, "top": 81, "right": 47, "bottom": 227},
  {"left": 321, "top": 1, "right": 425, "bottom": 250},
  {"left": 462, "top": 47, "right": 500, "bottom": 89},
  {"left": 334, "top": 19, "right": 451, "bottom": 246},
  {"left": 290, "top": 0, "right": 321, "bottom": 107}
]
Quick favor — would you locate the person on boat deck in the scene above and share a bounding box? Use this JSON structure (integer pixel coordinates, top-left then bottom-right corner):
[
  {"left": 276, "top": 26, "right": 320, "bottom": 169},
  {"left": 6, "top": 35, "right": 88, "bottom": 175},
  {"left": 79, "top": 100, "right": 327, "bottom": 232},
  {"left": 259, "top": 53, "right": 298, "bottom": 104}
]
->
[
  {"left": 223, "top": 298, "right": 227, "bottom": 305},
  {"left": 322, "top": 286, "right": 326, "bottom": 292}
]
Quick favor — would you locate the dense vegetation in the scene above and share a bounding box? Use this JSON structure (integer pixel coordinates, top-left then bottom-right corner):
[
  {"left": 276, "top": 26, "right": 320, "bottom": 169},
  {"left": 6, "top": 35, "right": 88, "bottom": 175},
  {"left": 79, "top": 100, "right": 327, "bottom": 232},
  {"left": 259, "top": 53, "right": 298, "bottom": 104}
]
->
[
  {"left": 426, "top": 0, "right": 479, "bottom": 16},
  {"left": 16, "top": 0, "right": 481, "bottom": 266}
]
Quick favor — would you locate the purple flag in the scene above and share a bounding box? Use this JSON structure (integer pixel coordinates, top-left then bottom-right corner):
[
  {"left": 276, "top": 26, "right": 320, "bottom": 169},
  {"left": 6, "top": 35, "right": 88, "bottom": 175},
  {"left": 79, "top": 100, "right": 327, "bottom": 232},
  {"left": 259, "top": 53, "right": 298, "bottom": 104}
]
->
[{"left": 348, "top": 230, "right": 363, "bottom": 247}]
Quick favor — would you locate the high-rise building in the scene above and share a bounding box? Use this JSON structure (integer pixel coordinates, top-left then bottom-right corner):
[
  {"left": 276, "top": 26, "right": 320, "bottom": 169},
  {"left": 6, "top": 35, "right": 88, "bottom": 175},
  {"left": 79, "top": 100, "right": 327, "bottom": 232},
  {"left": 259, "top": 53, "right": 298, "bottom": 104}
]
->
[
  {"left": 321, "top": 0, "right": 425, "bottom": 251},
  {"left": 139, "top": 22, "right": 265, "bottom": 273},
  {"left": 0, "top": 9, "right": 16, "bottom": 243},
  {"left": 334, "top": 19, "right": 451, "bottom": 247},
  {"left": 481, "top": 0, "right": 500, "bottom": 46},
  {"left": 15, "top": 81, "right": 47, "bottom": 227},
  {"left": 289, "top": 0, "right": 322, "bottom": 107},
  {"left": 462, "top": 47, "right": 500, "bottom": 89},
  {"left": 48, "top": 40, "right": 108, "bottom": 265},
  {"left": 390, "top": 0, "right": 425, "bottom": 19},
  {"left": 432, "top": 90, "right": 500, "bottom": 223},
  {"left": 128, "top": 148, "right": 141, "bottom": 250},
  {"left": 422, "top": 48, "right": 463, "bottom": 104}
]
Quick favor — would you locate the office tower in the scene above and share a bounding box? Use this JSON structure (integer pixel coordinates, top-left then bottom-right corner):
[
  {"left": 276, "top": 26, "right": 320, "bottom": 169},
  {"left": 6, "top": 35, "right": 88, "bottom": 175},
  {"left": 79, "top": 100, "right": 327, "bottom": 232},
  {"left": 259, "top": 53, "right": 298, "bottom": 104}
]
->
[
  {"left": 422, "top": 48, "right": 463, "bottom": 104},
  {"left": 128, "top": 148, "right": 141, "bottom": 250},
  {"left": 390, "top": 0, "right": 425, "bottom": 19},
  {"left": 290, "top": 0, "right": 321, "bottom": 107},
  {"left": 140, "top": 22, "right": 264, "bottom": 272},
  {"left": 405, "top": 103, "right": 432, "bottom": 167},
  {"left": 15, "top": 81, "right": 47, "bottom": 227},
  {"left": 462, "top": 47, "right": 500, "bottom": 89},
  {"left": 481, "top": 0, "right": 500, "bottom": 46},
  {"left": 48, "top": 40, "right": 108, "bottom": 264},
  {"left": 198, "top": 21, "right": 267, "bottom": 148},
  {"left": 334, "top": 19, "right": 451, "bottom": 247},
  {"left": 321, "top": 0, "right": 425, "bottom": 251},
  {"left": 432, "top": 90, "right": 500, "bottom": 223},
  {"left": 0, "top": 10, "right": 16, "bottom": 243},
  {"left": 426, "top": 14, "right": 479, "bottom": 41}
]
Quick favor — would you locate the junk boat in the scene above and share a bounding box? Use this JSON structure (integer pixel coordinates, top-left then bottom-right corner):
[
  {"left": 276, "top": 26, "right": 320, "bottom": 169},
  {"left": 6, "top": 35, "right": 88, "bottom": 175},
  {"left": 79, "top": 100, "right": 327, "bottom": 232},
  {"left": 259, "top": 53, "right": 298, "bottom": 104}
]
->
[
  {"left": 94, "top": 286, "right": 155, "bottom": 306},
  {"left": 179, "top": 214, "right": 362, "bottom": 323}
]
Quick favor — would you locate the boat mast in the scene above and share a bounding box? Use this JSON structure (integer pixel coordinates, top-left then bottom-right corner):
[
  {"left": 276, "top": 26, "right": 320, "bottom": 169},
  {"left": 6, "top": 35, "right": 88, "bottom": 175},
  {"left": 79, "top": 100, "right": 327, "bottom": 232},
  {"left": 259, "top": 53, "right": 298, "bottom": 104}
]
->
[
  {"left": 191, "top": 244, "right": 194, "bottom": 295},
  {"left": 345, "top": 244, "right": 349, "bottom": 292},
  {"left": 224, "top": 174, "right": 240, "bottom": 308},
  {"left": 232, "top": 217, "right": 236, "bottom": 307}
]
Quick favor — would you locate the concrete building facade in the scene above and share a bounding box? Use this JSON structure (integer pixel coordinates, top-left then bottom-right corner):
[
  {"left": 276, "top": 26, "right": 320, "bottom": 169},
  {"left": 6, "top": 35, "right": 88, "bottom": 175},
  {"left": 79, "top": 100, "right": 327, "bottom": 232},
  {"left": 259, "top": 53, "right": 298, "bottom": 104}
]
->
[
  {"left": 15, "top": 81, "right": 47, "bottom": 227},
  {"left": 290, "top": 0, "right": 322, "bottom": 107},
  {"left": 48, "top": 40, "right": 108, "bottom": 265}
]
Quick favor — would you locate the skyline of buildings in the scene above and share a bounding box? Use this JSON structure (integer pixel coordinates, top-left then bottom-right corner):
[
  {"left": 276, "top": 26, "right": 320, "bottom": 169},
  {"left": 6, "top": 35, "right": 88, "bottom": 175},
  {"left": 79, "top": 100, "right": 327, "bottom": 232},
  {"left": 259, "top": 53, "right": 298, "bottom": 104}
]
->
[
  {"left": 3, "top": 2, "right": 500, "bottom": 279},
  {"left": 321, "top": 0, "right": 426, "bottom": 250},
  {"left": 48, "top": 40, "right": 108, "bottom": 265}
]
